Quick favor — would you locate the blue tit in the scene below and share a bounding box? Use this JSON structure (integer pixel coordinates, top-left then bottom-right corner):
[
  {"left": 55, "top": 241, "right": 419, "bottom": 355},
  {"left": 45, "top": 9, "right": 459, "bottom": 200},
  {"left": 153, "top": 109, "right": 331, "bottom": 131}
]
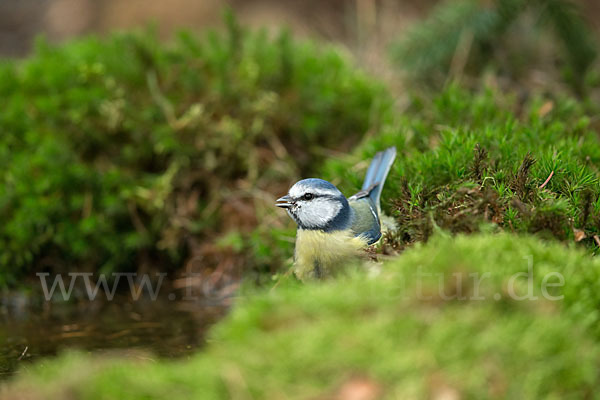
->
[{"left": 276, "top": 147, "right": 396, "bottom": 281}]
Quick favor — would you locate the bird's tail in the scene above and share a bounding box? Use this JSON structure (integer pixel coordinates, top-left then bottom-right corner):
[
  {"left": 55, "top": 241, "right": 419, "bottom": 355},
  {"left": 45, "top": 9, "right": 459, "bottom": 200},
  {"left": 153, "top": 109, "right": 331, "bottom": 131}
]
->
[{"left": 361, "top": 146, "right": 397, "bottom": 209}]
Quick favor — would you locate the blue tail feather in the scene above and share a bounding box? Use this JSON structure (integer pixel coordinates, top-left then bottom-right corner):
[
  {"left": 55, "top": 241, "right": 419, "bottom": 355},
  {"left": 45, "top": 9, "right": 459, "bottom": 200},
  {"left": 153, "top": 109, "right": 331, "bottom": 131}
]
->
[{"left": 361, "top": 147, "right": 396, "bottom": 208}]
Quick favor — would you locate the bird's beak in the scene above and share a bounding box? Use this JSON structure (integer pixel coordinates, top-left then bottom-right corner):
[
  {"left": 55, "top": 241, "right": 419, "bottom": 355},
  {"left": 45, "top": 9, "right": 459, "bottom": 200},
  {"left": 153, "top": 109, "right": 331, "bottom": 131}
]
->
[{"left": 276, "top": 194, "right": 294, "bottom": 209}]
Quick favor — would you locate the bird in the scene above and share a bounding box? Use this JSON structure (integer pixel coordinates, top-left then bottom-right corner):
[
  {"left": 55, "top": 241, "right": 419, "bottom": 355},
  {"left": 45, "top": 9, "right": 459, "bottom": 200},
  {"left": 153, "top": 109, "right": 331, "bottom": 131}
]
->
[{"left": 276, "top": 147, "right": 396, "bottom": 281}]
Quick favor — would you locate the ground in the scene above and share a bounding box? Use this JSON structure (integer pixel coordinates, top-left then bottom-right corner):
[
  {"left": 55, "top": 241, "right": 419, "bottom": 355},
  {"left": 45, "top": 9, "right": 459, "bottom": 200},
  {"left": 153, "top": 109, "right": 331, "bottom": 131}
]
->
[{"left": 3, "top": 233, "right": 600, "bottom": 399}]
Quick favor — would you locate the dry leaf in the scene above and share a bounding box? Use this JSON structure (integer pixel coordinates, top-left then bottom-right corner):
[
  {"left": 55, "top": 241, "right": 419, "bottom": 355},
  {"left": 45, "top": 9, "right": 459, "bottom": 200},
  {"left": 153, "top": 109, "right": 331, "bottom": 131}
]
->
[
  {"left": 574, "top": 229, "right": 586, "bottom": 242},
  {"left": 335, "top": 377, "right": 381, "bottom": 400},
  {"left": 538, "top": 101, "right": 554, "bottom": 117},
  {"left": 429, "top": 373, "right": 461, "bottom": 400}
]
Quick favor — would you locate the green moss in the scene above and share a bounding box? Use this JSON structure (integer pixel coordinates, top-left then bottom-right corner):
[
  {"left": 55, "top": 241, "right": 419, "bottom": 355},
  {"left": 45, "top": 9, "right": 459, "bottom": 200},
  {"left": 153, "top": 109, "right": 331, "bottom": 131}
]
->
[
  {"left": 3, "top": 233, "right": 600, "bottom": 398},
  {"left": 322, "top": 84, "right": 600, "bottom": 251},
  {"left": 0, "top": 22, "right": 390, "bottom": 285}
]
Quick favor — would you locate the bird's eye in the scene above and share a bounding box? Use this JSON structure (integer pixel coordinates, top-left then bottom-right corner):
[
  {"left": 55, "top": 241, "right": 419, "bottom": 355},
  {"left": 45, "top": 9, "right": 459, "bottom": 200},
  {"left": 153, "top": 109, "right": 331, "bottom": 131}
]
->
[{"left": 303, "top": 193, "right": 314, "bottom": 201}]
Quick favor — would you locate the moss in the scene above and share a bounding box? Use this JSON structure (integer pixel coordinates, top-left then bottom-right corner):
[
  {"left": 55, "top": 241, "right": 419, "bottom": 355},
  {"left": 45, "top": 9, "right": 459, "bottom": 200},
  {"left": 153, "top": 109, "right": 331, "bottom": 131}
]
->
[
  {"left": 0, "top": 22, "right": 390, "bottom": 286},
  {"left": 2, "top": 16, "right": 598, "bottom": 287},
  {"left": 3, "top": 233, "right": 600, "bottom": 398},
  {"left": 322, "top": 84, "right": 600, "bottom": 252}
]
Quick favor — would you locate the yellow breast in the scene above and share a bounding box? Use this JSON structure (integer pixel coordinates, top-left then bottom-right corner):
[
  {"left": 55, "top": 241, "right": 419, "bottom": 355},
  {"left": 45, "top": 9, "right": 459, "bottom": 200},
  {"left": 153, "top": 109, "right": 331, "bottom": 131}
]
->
[{"left": 294, "top": 229, "right": 368, "bottom": 281}]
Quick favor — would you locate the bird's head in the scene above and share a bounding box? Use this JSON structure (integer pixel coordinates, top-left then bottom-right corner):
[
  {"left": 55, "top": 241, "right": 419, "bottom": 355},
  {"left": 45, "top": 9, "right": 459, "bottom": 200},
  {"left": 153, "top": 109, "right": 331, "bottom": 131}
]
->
[{"left": 276, "top": 178, "right": 351, "bottom": 231}]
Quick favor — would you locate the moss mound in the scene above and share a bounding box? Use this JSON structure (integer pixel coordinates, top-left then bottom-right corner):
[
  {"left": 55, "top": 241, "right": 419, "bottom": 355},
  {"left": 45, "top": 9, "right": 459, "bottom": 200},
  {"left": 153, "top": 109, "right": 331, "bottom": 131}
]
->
[
  {"left": 323, "top": 84, "right": 600, "bottom": 252},
  {"left": 2, "top": 19, "right": 598, "bottom": 287},
  {"left": 0, "top": 20, "right": 390, "bottom": 286},
  {"left": 3, "top": 233, "right": 600, "bottom": 398}
]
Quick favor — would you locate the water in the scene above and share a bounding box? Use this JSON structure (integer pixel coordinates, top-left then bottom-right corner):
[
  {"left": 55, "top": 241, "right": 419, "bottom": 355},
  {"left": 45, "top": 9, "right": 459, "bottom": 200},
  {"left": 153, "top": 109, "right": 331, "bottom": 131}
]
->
[{"left": 0, "top": 292, "right": 229, "bottom": 379}]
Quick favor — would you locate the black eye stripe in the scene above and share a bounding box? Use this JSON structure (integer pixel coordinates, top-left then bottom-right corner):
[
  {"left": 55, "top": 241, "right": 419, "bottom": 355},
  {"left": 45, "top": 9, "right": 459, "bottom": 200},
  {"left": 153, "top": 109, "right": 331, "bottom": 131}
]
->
[
  {"left": 297, "top": 193, "right": 342, "bottom": 202},
  {"left": 293, "top": 190, "right": 342, "bottom": 201}
]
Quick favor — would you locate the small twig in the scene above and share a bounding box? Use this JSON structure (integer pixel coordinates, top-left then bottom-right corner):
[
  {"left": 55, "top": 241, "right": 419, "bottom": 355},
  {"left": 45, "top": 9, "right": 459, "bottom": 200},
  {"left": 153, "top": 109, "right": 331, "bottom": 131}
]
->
[
  {"left": 82, "top": 192, "right": 93, "bottom": 219},
  {"left": 17, "top": 346, "right": 28, "bottom": 361},
  {"left": 539, "top": 171, "right": 554, "bottom": 189},
  {"left": 270, "top": 267, "right": 294, "bottom": 292},
  {"left": 594, "top": 235, "right": 600, "bottom": 248},
  {"left": 448, "top": 29, "right": 474, "bottom": 81},
  {"left": 127, "top": 201, "right": 149, "bottom": 236},
  {"left": 146, "top": 70, "right": 176, "bottom": 126}
]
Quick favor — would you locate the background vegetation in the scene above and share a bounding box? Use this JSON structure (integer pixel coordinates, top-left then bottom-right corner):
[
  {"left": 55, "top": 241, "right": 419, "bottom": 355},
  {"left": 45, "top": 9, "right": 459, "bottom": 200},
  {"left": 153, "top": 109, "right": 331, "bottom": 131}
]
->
[
  {"left": 2, "top": 1, "right": 600, "bottom": 398},
  {"left": 0, "top": 15, "right": 389, "bottom": 287},
  {"left": 3, "top": 4, "right": 599, "bottom": 288},
  {"left": 391, "top": 0, "right": 599, "bottom": 93}
]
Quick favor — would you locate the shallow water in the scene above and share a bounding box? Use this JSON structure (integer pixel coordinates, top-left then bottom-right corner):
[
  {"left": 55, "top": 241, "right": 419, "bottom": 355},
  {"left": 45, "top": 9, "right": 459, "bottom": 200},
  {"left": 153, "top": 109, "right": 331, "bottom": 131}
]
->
[{"left": 0, "top": 292, "right": 229, "bottom": 379}]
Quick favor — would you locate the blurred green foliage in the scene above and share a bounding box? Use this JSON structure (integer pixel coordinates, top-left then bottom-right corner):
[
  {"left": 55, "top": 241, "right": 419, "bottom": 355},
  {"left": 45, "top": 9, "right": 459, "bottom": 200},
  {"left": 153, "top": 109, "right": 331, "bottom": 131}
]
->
[
  {"left": 2, "top": 9, "right": 600, "bottom": 397},
  {"left": 323, "top": 84, "right": 600, "bottom": 250},
  {"left": 391, "top": 0, "right": 598, "bottom": 93},
  {"left": 0, "top": 18, "right": 389, "bottom": 286},
  {"left": 4, "top": 233, "right": 600, "bottom": 398}
]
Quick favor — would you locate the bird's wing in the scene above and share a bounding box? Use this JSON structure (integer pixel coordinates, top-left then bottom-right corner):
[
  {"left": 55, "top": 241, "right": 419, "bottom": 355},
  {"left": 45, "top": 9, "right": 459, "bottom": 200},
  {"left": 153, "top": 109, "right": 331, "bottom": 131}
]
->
[
  {"left": 348, "top": 183, "right": 378, "bottom": 201},
  {"left": 349, "top": 197, "right": 381, "bottom": 245},
  {"left": 347, "top": 147, "right": 396, "bottom": 245}
]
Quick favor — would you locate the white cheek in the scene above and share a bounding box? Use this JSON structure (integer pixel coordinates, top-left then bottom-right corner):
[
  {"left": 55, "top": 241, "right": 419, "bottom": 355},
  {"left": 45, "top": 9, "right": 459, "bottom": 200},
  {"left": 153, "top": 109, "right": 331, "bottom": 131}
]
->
[{"left": 297, "top": 199, "right": 341, "bottom": 228}]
